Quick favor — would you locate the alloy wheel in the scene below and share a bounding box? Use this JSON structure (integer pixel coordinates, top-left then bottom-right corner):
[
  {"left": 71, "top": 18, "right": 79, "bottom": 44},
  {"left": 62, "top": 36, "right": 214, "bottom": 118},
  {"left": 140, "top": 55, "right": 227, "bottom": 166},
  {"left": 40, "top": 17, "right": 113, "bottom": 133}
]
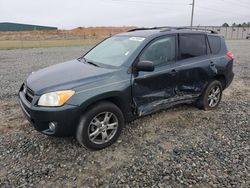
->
[
  {"left": 207, "top": 85, "right": 221, "bottom": 107},
  {"left": 88, "top": 112, "right": 118, "bottom": 144}
]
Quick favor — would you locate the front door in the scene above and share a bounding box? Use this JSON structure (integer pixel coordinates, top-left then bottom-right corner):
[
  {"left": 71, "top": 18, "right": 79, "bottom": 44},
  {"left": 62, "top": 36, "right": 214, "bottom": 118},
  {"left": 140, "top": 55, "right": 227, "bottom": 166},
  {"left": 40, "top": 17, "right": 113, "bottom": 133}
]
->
[{"left": 132, "top": 35, "right": 178, "bottom": 116}]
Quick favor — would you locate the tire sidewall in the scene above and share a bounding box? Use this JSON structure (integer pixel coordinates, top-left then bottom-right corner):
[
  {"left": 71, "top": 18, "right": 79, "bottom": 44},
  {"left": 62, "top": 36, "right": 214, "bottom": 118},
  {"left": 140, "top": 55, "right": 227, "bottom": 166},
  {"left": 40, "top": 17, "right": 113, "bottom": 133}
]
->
[{"left": 76, "top": 102, "right": 124, "bottom": 150}]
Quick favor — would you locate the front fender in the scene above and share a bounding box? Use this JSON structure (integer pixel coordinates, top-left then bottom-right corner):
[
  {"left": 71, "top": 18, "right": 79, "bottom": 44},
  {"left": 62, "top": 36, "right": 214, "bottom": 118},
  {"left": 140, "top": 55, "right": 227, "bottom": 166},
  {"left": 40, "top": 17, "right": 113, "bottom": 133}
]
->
[
  {"left": 79, "top": 91, "right": 130, "bottom": 112},
  {"left": 66, "top": 77, "right": 133, "bottom": 120}
]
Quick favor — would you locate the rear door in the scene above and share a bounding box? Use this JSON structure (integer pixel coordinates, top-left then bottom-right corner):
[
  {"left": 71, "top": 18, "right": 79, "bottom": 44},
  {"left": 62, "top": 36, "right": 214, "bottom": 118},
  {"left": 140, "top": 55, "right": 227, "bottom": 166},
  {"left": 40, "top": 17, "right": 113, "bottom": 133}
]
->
[
  {"left": 132, "top": 35, "right": 178, "bottom": 116},
  {"left": 175, "top": 33, "right": 213, "bottom": 99}
]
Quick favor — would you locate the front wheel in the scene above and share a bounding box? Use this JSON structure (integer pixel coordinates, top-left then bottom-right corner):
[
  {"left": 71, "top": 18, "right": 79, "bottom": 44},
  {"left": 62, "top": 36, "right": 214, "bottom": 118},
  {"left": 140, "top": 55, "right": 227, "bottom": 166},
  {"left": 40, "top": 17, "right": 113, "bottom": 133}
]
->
[
  {"left": 197, "top": 80, "right": 223, "bottom": 110},
  {"left": 76, "top": 101, "right": 124, "bottom": 150}
]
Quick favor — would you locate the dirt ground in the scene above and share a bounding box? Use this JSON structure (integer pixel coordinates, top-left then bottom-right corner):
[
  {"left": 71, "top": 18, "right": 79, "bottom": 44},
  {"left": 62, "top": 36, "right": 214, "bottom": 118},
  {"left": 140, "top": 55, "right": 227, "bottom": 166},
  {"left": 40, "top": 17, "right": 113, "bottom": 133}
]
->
[
  {"left": 0, "top": 27, "right": 134, "bottom": 40},
  {"left": 0, "top": 40, "right": 249, "bottom": 187},
  {"left": 0, "top": 27, "right": 134, "bottom": 49}
]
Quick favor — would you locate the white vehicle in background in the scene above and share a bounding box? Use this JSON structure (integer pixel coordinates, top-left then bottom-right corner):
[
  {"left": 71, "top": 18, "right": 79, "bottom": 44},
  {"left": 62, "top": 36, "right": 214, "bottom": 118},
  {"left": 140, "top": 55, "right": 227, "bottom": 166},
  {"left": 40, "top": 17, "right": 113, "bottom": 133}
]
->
[{"left": 246, "top": 33, "right": 250, "bottom": 39}]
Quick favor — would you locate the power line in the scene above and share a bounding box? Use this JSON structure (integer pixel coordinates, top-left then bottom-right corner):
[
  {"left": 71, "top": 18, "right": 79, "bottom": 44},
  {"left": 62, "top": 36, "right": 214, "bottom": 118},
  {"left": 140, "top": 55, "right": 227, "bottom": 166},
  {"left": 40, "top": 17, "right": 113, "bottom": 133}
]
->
[
  {"left": 220, "top": 0, "right": 250, "bottom": 9},
  {"left": 110, "top": 0, "right": 184, "bottom": 6},
  {"left": 104, "top": 0, "right": 250, "bottom": 14},
  {"left": 108, "top": 0, "right": 250, "bottom": 9},
  {"left": 100, "top": 0, "right": 187, "bottom": 12},
  {"left": 195, "top": 5, "right": 250, "bottom": 17},
  {"left": 99, "top": 0, "right": 250, "bottom": 26},
  {"left": 102, "top": 0, "right": 187, "bottom": 7}
]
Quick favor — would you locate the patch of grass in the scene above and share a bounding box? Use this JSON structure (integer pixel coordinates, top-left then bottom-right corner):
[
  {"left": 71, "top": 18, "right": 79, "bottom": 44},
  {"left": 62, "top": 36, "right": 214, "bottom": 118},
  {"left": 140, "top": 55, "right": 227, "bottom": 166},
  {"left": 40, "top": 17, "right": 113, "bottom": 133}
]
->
[{"left": 0, "top": 39, "right": 102, "bottom": 49}]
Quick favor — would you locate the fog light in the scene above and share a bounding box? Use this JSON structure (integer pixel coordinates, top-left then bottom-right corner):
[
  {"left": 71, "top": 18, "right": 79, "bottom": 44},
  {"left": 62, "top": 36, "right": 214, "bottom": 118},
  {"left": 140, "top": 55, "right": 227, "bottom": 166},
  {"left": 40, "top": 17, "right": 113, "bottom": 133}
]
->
[{"left": 49, "top": 122, "right": 57, "bottom": 131}]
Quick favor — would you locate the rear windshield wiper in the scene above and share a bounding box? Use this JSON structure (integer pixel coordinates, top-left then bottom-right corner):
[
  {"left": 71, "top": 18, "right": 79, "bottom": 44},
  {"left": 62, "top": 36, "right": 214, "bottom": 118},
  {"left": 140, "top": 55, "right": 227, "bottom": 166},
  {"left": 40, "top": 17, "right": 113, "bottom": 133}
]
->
[{"left": 78, "top": 57, "right": 99, "bottom": 67}]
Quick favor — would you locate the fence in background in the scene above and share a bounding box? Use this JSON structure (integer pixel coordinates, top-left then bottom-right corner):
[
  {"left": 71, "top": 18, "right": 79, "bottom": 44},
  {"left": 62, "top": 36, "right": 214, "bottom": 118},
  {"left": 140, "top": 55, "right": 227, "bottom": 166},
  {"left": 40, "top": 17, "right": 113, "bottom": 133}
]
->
[
  {"left": 0, "top": 26, "right": 249, "bottom": 49},
  {"left": 198, "top": 26, "right": 250, "bottom": 39}
]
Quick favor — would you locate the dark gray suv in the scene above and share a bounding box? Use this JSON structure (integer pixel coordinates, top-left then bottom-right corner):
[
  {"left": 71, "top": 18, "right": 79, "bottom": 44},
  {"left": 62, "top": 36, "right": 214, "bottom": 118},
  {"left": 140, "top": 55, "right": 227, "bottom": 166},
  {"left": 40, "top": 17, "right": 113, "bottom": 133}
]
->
[{"left": 19, "top": 27, "right": 234, "bottom": 150}]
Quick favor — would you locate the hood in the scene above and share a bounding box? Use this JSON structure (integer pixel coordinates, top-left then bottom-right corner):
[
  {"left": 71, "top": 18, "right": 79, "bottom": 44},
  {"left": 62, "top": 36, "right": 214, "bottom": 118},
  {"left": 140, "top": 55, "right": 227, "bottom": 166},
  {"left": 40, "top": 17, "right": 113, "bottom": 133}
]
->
[{"left": 26, "top": 59, "right": 117, "bottom": 95}]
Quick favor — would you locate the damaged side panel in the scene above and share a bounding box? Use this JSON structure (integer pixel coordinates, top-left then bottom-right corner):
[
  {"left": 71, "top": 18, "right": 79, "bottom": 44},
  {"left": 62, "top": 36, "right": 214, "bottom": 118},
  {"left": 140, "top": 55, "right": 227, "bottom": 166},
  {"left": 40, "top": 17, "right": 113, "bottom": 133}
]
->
[
  {"left": 132, "top": 65, "right": 177, "bottom": 116},
  {"left": 137, "top": 93, "right": 200, "bottom": 116},
  {"left": 132, "top": 56, "right": 217, "bottom": 116}
]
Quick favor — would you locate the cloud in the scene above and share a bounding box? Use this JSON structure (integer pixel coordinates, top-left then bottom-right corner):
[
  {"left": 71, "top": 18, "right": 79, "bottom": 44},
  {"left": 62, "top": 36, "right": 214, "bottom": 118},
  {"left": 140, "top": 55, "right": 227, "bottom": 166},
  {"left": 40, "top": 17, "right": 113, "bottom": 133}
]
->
[{"left": 0, "top": 0, "right": 249, "bottom": 29}]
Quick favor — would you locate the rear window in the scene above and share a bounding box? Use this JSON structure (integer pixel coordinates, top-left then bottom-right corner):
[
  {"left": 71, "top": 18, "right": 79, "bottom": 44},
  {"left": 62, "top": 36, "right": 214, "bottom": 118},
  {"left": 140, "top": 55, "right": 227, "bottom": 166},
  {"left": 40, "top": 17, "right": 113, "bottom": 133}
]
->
[
  {"left": 208, "top": 35, "right": 221, "bottom": 54},
  {"left": 179, "top": 34, "right": 207, "bottom": 59}
]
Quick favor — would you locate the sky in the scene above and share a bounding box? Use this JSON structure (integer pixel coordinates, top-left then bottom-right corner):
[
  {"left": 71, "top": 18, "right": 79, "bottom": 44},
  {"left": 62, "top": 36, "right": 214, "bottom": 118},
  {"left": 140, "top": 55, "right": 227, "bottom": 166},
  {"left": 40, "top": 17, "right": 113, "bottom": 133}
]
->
[{"left": 0, "top": 0, "right": 249, "bottom": 29}]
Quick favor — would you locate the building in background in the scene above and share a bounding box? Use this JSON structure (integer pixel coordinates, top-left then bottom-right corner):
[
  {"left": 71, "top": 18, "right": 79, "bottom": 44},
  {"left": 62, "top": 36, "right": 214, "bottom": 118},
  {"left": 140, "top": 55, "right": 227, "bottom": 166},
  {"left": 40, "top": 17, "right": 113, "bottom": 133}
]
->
[
  {"left": 0, "top": 22, "right": 57, "bottom": 32},
  {"left": 198, "top": 26, "right": 250, "bottom": 40}
]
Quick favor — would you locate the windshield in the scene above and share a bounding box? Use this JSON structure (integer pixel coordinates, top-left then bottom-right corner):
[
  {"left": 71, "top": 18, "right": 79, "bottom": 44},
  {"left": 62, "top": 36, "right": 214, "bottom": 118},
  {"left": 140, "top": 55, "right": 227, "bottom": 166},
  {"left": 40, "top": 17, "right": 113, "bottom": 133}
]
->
[{"left": 84, "top": 36, "right": 145, "bottom": 67}]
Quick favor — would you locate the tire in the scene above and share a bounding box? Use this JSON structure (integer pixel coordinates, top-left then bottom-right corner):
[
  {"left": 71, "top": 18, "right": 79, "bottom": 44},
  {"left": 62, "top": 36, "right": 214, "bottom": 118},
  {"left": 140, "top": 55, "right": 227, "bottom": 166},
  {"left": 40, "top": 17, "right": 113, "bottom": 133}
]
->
[
  {"left": 76, "top": 101, "right": 124, "bottom": 150},
  {"left": 197, "top": 80, "right": 223, "bottom": 110}
]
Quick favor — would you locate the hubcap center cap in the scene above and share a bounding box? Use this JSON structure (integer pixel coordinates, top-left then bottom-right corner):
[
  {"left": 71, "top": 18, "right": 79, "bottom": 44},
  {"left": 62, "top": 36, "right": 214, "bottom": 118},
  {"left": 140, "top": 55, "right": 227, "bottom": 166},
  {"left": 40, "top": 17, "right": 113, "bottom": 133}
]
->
[{"left": 101, "top": 123, "right": 107, "bottom": 130}]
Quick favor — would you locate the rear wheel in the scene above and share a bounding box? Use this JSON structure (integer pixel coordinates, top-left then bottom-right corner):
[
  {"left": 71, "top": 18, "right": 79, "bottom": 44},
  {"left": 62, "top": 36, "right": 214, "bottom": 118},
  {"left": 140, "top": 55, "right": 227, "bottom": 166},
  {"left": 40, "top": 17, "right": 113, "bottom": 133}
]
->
[
  {"left": 197, "top": 80, "right": 223, "bottom": 110},
  {"left": 76, "top": 101, "right": 124, "bottom": 150}
]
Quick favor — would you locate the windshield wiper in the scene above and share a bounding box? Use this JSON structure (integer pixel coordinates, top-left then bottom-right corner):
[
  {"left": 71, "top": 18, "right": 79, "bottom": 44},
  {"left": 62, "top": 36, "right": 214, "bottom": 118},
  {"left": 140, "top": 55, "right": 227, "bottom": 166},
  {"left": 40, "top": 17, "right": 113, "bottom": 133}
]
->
[
  {"left": 85, "top": 60, "right": 99, "bottom": 67},
  {"left": 78, "top": 57, "right": 99, "bottom": 67}
]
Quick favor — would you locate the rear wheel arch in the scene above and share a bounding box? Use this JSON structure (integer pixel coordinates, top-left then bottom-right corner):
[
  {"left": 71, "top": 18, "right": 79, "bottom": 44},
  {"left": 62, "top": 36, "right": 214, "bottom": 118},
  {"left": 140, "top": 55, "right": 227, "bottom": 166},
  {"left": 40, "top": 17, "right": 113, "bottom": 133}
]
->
[{"left": 214, "top": 75, "right": 226, "bottom": 89}]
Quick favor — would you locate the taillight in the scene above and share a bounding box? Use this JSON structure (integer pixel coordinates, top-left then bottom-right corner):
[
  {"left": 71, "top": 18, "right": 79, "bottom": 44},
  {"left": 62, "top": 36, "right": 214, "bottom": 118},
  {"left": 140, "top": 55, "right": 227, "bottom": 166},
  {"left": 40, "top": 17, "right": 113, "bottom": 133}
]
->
[{"left": 227, "top": 51, "right": 234, "bottom": 61}]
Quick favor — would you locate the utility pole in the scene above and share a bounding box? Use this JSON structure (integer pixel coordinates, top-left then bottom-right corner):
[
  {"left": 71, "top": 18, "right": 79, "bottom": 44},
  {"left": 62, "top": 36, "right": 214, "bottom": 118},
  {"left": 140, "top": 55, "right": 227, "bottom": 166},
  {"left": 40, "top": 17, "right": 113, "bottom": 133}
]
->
[{"left": 190, "top": 0, "right": 195, "bottom": 27}]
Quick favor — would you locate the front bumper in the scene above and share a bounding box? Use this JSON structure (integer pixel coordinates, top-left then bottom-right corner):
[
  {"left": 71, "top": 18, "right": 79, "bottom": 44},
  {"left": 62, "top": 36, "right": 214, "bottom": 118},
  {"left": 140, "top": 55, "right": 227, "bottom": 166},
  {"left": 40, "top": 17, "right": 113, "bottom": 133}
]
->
[{"left": 18, "top": 89, "right": 80, "bottom": 136}]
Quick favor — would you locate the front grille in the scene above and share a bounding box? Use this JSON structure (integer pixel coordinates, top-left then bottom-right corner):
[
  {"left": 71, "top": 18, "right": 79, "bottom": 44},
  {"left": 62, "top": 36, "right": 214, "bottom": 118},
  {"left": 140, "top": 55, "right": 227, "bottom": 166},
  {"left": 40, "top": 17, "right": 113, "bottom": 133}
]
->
[{"left": 23, "top": 84, "right": 34, "bottom": 103}]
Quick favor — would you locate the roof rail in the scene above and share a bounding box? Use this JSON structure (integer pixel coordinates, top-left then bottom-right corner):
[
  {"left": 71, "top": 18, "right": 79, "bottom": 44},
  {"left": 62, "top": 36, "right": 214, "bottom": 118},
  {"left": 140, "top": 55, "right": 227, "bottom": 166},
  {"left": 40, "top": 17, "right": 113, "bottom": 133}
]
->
[
  {"left": 174, "top": 27, "right": 217, "bottom": 34},
  {"left": 128, "top": 26, "right": 174, "bottom": 32},
  {"left": 128, "top": 26, "right": 218, "bottom": 34}
]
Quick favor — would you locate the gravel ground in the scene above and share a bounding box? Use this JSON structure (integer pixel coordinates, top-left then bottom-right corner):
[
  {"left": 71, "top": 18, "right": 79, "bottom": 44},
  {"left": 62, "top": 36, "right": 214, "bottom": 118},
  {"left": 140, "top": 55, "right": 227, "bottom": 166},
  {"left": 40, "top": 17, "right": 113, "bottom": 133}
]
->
[{"left": 0, "top": 41, "right": 249, "bottom": 187}]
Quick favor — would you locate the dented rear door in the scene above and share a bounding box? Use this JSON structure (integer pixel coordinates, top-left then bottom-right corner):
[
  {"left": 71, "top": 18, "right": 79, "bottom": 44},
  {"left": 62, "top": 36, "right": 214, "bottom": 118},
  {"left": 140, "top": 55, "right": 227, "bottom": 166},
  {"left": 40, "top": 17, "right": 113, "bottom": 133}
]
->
[{"left": 175, "top": 33, "right": 211, "bottom": 99}]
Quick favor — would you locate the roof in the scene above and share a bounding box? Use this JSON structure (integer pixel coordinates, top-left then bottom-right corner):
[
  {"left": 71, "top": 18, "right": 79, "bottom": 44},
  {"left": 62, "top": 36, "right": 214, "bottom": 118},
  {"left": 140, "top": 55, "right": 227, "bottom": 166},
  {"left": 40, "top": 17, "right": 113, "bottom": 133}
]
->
[{"left": 117, "top": 27, "right": 218, "bottom": 38}]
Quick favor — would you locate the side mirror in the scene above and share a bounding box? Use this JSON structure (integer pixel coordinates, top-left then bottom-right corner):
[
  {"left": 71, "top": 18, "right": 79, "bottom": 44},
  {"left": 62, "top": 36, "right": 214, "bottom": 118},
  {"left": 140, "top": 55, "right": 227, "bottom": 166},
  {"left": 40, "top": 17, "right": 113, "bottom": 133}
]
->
[{"left": 136, "top": 60, "right": 155, "bottom": 72}]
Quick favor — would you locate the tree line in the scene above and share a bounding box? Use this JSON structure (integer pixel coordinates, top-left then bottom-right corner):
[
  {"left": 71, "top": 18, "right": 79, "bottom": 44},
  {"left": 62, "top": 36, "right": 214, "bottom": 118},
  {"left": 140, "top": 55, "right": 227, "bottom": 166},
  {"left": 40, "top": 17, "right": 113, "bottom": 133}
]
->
[{"left": 222, "top": 22, "right": 250, "bottom": 27}]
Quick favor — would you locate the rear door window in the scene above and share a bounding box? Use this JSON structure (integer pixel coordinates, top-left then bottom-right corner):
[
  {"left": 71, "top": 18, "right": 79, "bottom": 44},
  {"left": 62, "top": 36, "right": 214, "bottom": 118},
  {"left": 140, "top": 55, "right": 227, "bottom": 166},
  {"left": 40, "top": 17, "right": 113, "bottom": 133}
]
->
[
  {"left": 208, "top": 35, "right": 221, "bottom": 54},
  {"left": 179, "top": 34, "right": 207, "bottom": 59}
]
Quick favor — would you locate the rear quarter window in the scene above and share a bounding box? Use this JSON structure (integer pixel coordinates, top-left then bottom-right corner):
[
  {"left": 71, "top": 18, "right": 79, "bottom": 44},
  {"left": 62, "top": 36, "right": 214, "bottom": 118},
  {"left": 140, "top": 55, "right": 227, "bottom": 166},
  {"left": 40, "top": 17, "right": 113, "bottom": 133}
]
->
[
  {"left": 179, "top": 34, "right": 207, "bottom": 59},
  {"left": 208, "top": 35, "right": 221, "bottom": 54}
]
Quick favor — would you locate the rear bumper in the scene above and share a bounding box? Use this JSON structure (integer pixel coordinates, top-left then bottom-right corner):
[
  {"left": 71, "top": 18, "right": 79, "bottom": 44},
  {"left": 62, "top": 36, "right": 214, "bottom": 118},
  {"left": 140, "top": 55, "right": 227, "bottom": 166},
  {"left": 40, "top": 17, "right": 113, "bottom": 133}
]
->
[{"left": 18, "top": 90, "right": 80, "bottom": 136}]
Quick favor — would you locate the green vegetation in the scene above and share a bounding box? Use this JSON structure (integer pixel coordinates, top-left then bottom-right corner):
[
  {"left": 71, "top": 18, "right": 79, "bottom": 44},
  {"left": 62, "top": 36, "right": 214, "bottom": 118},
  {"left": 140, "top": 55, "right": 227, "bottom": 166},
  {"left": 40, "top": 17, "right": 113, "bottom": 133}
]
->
[
  {"left": 0, "top": 39, "right": 102, "bottom": 50},
  {"left": 222, "top": 22, "right": 250, "bottom": 27}
]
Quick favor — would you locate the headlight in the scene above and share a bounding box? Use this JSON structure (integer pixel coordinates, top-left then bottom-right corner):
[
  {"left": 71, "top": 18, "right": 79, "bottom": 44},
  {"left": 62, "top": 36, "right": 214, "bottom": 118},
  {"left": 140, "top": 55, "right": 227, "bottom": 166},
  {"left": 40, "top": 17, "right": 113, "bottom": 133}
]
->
[{"left": 38, "top": 90, "right": 75, "bottom": 107}]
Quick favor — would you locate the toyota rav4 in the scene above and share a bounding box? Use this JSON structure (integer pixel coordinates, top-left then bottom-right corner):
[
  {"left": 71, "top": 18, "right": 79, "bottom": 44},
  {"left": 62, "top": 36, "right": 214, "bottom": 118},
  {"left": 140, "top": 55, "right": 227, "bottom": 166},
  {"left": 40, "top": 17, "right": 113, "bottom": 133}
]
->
[{"left": 18, "top": 27, "right": 234, "bottom": 150}]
